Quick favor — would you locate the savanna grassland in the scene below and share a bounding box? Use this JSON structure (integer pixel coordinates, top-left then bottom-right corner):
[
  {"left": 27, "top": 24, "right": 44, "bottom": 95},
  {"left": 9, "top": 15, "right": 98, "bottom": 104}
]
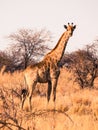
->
[{"left": 0, "top": 67, "right": 98, "bottom": 130}]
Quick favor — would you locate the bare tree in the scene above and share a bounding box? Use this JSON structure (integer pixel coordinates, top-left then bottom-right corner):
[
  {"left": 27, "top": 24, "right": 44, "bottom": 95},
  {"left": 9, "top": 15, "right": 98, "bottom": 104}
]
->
[
  {"left": 7, "top": 28, "right": 51, "bottom": 70},
  {"left": 62, "top": 43, "right": 98, "bottom": 88},
  {"left": 0, "top": 51, "right": 14, "bottom": 72}
]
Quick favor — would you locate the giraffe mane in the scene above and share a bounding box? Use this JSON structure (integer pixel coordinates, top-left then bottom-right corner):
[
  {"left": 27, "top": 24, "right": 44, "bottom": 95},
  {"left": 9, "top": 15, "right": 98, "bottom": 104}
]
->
[{"left": 46, "top": 32, "right": 65, "bottom": 55}]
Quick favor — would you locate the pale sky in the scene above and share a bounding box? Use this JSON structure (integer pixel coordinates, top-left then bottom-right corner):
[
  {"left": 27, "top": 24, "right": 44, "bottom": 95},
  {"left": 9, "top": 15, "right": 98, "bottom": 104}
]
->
[{"left": 0, "top": 0, "right": 98, "bottom": 52}]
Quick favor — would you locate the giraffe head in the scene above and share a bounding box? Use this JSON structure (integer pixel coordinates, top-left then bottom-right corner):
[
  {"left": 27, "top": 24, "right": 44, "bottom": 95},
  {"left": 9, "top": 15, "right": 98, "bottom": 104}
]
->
[{"left": 64, "top": 23, "right": 76, "bottom": 36}]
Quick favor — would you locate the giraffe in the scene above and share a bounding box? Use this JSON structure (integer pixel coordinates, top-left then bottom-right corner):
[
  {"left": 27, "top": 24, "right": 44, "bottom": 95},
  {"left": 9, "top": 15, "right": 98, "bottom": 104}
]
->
[{"left": 22, "top": 23, "right": 76, "bottom": 110}]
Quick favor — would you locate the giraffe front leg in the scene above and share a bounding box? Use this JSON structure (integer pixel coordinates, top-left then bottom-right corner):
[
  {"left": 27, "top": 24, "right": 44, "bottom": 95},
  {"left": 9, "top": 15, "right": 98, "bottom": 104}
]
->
[
  {"left": 50, "top": 78, "right": 58, "bottom": 110},
  {"left": 47, "top": 80, "right": 52, "bottom": 102},
  {"left": 51, "top": 78, "right": 58, "bottom": 102},
  {"left": 50, "top": 67, "right": 60, "bottom": 103}
]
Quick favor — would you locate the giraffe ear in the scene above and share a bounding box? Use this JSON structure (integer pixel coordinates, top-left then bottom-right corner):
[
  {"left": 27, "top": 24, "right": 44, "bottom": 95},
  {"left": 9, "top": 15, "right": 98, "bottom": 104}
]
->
[
  {"left": 64, "top": 25, "right": 67, "bottom": 29},
  {"left": 73, "top": 25, "right": 76, "bottom": 29}
]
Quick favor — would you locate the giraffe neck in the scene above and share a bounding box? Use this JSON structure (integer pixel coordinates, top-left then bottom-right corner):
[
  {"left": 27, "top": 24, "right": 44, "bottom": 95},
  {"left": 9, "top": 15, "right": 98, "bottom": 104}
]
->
[{"left": 46, "top": 31, "right": 71, "bottom": 64}]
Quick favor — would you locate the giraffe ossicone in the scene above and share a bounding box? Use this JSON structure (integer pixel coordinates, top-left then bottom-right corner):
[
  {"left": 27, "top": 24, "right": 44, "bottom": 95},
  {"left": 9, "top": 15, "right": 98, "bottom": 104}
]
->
[{"left": 21, "top": 23, "right": 76, "bottom": 111}]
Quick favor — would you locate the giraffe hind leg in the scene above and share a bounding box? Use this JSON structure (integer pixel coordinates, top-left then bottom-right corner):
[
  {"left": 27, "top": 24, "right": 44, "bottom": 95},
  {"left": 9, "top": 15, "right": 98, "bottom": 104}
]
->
[
  {"left": 21, "top": 89, "right": 28, "bottom": 109},
  {"left": 27, "top": 81, "right": 37, "bottom": 111}
]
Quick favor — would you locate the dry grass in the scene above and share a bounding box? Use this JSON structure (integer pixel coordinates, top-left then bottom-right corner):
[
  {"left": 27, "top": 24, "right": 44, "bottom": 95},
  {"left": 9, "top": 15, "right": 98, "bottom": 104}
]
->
[{"left": 0, "top": 67, "right": 98, "bottom": 130}]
